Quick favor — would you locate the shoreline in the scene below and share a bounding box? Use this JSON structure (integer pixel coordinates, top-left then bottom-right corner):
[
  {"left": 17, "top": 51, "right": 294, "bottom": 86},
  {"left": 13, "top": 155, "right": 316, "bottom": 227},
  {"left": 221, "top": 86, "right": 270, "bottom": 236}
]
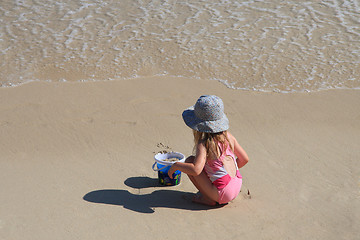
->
[
  {"left": 1, "top": 76, "right": 359, "bottom": 240},
  {"left": 2, "top": 76, "right": 360, "bottom": 94}
]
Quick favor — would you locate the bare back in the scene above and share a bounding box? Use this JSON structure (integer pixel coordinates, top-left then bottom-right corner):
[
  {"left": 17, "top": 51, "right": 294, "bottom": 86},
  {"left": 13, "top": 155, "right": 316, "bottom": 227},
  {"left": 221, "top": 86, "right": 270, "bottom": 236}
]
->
[
  {"left": 211, "top": 133, "right": 238, "bottom": 178},
  {"left": 222, "top": 155, "right": 237, "bottom": 178}
]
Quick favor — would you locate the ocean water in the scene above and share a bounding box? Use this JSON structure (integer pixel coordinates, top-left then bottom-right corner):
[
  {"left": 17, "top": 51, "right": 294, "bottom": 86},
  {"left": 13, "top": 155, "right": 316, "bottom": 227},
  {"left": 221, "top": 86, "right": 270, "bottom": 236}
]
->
[{"left": 1, "top": 0, "right": 359, "bottom": 92}]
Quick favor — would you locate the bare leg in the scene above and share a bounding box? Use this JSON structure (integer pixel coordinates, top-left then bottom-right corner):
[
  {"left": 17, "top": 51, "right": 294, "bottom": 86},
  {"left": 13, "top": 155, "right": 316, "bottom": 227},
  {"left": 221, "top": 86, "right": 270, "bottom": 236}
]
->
[{"left": 185, "top": 156, "right": 219, "bottom": 206}]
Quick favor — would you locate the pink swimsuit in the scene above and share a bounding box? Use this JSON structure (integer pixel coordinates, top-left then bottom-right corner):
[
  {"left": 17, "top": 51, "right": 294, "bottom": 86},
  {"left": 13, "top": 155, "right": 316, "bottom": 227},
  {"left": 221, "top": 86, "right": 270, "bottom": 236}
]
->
[{"left": 204, "top": 142, "right": 242, "bottom": 204}]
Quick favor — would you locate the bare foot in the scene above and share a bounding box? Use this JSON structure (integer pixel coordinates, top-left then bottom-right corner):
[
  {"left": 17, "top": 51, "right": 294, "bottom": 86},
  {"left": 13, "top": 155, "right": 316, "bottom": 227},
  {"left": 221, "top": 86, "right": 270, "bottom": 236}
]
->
[{"left": 192, "top": 192, "right": 217, "bottom": 206}]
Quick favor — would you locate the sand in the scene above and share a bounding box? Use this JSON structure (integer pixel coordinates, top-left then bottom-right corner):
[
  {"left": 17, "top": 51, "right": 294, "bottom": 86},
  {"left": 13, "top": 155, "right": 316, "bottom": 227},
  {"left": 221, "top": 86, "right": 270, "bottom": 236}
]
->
[{"left": 0, "top": 76, "right": 359, "bottom": 240}]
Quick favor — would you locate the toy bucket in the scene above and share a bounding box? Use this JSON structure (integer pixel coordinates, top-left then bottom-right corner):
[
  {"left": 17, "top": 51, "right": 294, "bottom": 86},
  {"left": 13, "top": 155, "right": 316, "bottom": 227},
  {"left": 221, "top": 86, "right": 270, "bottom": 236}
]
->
[{"left": 152, "top": 152, "right": 185, "bottom": 186}]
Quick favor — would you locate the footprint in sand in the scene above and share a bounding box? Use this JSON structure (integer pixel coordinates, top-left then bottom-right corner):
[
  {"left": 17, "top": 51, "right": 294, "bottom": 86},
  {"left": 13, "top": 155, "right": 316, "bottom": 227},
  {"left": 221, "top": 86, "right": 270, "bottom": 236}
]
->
[{"left": 238, "top": 187, "right": 252, "bottom": 200}]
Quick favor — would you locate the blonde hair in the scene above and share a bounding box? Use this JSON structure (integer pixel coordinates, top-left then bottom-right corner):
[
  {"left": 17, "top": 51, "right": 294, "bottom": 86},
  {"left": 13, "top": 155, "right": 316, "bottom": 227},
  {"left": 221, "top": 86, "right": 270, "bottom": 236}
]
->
[{"left": 192, "top": 130, "right": 232, "bottom": 160}]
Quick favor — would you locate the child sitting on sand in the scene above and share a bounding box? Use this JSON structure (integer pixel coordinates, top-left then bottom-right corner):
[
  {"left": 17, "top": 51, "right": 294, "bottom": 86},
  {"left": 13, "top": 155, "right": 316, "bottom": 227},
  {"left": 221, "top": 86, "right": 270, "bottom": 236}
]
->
[{"left": 168, "top": 95, "right": 249, "bottom": 206}]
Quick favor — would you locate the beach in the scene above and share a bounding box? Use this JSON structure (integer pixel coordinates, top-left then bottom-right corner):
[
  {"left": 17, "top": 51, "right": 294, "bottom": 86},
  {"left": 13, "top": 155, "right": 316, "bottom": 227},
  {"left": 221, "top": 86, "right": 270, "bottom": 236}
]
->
[
  {"left": 0, "top": 76, "right": 359, "bottom": 240},
  {"left": 1, "top": 0, "right": 360, "bottom": 238}
]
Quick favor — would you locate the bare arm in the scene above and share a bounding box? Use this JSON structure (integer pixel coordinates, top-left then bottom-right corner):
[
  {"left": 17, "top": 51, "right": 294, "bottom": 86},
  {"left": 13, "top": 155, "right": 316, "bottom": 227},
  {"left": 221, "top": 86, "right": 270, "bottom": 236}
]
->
[
  {"left": 168, "top": 143, "right": 207, "bottom": 178},
  {"left": 228, "top": 132, "right": 249, "bottom": 168}
]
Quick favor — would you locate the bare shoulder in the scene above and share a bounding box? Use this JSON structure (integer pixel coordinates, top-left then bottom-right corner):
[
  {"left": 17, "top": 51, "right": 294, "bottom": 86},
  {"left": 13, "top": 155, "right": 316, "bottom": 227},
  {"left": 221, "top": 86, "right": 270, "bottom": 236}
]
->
[
  {"left": 226, "top": 131, "right": 236, "bottom": 141},
  {"left": 194, "top": 141, "right": 207, "bottom": 163},
  {"left": 196, "top": 140, "right": 207, "bottom": 153},
  {"left": 226, "top": 131, "right": 238, "bottom": 147}
]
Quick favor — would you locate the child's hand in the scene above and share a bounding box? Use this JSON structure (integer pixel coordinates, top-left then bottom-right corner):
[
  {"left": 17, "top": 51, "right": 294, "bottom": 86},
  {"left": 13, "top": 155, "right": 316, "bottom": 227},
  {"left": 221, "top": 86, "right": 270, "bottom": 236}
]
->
[{"left": 167, "top": 164, "right": 176, "bottom": 179}]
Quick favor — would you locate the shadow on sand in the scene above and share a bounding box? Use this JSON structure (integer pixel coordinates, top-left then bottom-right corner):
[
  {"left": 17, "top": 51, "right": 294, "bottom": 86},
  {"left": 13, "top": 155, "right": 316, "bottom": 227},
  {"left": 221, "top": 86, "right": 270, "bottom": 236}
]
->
[{"left": 83, "top": 176, "right": 223, "bottom": 213}]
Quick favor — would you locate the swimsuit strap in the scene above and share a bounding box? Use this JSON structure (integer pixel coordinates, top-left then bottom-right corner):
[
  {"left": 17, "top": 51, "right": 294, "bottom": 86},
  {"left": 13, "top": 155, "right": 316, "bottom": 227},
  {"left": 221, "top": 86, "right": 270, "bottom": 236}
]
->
[
  {"left": 217, "top": 141, "right": 238, "bottom": 167},
  {"left": 217, "top": 141, "right": 226, "bottom": 157},
  {"left": 217, "top": 141, "right": 233, "bottom": 157}
]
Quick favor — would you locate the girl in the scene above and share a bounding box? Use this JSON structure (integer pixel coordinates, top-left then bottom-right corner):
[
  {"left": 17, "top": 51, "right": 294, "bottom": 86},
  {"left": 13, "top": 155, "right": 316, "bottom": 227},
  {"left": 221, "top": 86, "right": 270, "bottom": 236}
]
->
[{"left": 168, "top": 95, "right": 249, "bottom": 206}]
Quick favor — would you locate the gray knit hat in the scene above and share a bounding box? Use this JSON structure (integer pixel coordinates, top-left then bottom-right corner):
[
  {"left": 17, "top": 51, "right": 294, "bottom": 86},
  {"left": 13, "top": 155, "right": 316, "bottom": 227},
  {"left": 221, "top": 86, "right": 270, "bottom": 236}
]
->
[{"left": 182, "top": 95, "right": 229, "bottom": 133}]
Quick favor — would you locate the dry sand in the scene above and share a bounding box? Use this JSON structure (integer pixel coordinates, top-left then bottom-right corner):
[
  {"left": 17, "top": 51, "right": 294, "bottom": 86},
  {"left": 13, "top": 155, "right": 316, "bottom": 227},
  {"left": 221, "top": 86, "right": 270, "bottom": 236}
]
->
[{"left": 0, "top": 76, "right": 359, "bottom": 240}]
